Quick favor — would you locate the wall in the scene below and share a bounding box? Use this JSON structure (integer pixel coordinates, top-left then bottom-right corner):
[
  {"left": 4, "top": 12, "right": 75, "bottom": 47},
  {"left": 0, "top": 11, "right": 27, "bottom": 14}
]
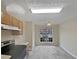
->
[
  {"left": 59, "top": 19, "right": 77, "bottom": 58},
  {"left": 32, "top": 24, "right": 35, "bottom": 50},
  {"left": 35, "top": 24, "right": 59, "bottom": 46},
  {"left": 1, "top": 30, "right": 13, "bottom": 42},
  {"left": 1, "top": 21, "right": 32, "bottom": 50}
]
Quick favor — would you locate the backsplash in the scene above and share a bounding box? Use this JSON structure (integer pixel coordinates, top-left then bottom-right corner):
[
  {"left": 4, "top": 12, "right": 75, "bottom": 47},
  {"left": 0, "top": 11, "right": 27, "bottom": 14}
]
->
[{"left": 1, "top": 30, "right": 14, "bottom": 42}]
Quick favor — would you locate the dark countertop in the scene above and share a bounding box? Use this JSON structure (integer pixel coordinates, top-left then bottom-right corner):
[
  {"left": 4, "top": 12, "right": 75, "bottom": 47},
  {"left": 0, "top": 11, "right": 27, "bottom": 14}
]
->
[
  {"left": 9, "top": 45, "right": 26, "bottom": 59},
  {"left": 9, "top": 45, "right": 26, "bottom": 54},
  {"left": 2, "top": 45, "right": 26, "bottom": 59}
]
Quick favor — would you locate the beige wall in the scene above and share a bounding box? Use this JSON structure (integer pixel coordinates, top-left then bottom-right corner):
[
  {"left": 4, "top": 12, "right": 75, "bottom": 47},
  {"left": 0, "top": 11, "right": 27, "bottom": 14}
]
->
[
  {"left": 1, "top": 21, "right": 32, "bottom": 50},
  {"left": 35, "top": 24, "right": 59, "bottom": 46},
  {"left": 59, "top": 19, "right": 77, "bottom": 58},
  {"left": 1, "top": 30, "right": 14, "bottom": 42}
]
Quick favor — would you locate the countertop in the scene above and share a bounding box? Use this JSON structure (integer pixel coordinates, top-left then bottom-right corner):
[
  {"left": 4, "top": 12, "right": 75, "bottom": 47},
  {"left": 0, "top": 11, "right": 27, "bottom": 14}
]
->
[
  {"left": 2, "top": 45, "right": 26, "bottom": 59},
  {"left": 1, "top": 55, "right": 11, "bottom": 59},
  {"left": 15, "top": 42, "right": 29, "bottom": 46},
  {"left": 9, "top": 45, "right": 26, "bottom": 58}
]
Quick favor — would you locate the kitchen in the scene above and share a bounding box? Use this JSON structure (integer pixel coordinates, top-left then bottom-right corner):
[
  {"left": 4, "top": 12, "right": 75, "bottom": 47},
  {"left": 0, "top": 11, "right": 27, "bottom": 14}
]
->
[
  {"left": 1, "top": 12, "right": 33, "bottom": 59},
  {"left": 1, "top": 2, "right": 33, "bottom": 58},
  {"left": 1, "top": 0, "right": 77, "bottom": 59}
]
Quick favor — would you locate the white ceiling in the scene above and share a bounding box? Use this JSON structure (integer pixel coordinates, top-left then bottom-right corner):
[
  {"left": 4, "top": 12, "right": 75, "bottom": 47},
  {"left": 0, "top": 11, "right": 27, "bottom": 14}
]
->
[{"left": 1, "top": 0, "right": 76, "bottom": 24}]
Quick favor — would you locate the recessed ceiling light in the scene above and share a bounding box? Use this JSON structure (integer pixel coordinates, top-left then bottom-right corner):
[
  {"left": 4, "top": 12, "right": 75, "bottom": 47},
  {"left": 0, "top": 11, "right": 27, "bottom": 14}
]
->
[
  {"left": 31, "top": 8, "right": 62, "bottom": 13},
  {"left": 47, "top": 23, "right": 51, "bottom": 26}
]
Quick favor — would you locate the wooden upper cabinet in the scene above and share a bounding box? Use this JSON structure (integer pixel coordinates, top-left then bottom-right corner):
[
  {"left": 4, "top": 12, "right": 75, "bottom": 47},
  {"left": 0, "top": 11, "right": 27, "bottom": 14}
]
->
[
  {"left": 11, "top": 17, "right": 19, "bottom": 27},
  {"left": 1, "top": 13, "right": 11, "bottom": 25},
  {"left": 18, "top": 20, "right": 23, "bottom": 33},
  {"left": 1, "top": 12, "right": 23, "bottom": 34},
  {"left": 18, "top": 20, "right": 23, "bottom": 29},
  {"left": 12, "top": 20, "right": 23, "bottom": 35}
]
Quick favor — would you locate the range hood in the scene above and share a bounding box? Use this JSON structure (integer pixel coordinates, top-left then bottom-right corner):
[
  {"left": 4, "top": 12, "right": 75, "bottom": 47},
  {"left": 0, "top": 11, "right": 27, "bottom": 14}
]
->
[{"left": 1, "top": 24, "right": 21, "bottom": 31}]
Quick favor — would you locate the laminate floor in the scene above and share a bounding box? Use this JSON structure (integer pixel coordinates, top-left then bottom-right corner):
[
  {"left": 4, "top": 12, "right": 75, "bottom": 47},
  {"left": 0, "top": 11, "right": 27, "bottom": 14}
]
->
[{"left": 26, "top": 46, "right": 76, "bottom": 59}]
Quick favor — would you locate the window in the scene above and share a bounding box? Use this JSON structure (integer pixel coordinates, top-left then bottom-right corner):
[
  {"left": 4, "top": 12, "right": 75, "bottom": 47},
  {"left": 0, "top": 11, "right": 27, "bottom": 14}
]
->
[{"left": 40, "top": 26, "right": 53, "bottom": 42}]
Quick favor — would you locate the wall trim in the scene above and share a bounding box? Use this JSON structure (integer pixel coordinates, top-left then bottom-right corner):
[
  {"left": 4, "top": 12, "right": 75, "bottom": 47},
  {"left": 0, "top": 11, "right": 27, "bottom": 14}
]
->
[{"left": 60, "top": 45, "right": 77, "bottom": 58}]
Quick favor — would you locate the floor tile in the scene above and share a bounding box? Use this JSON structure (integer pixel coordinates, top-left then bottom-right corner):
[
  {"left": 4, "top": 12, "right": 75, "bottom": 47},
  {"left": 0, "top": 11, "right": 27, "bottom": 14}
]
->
[{"left": 27, "top": 46, "right": 76, "bottom": 59}]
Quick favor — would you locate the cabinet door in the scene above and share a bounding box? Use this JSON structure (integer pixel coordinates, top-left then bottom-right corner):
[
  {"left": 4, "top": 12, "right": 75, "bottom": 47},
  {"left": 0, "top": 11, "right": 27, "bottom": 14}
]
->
[
  {"left": 12, "top": 20, "right": 23, "bottom": 35},
  {"left": 18, "top": 20, "right": 23, "bottom": 34},
  {"left": 12, "top": 17, "right": 19, "bottom": 27},
  {"left": 1, "top": 14, "right": 11, "bottom": 25},
  {"left": 19, "top": 20, "right": 23, "bottom": 30}
]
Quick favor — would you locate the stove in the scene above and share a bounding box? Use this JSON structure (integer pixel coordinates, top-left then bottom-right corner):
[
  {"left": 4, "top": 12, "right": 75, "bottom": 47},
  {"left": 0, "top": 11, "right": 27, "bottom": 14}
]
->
[
  {"left": 1, "top": 40, "right": 15, "bottom": 55},
  {"left": 1, "top": 40, "right": 27, "bottom": 59}
]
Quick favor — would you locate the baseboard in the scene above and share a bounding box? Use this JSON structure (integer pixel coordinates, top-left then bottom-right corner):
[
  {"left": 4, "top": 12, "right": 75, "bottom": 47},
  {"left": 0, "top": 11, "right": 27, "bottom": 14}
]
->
[{"left": 60, "top": 45, "right": 76, "bottom": 58}]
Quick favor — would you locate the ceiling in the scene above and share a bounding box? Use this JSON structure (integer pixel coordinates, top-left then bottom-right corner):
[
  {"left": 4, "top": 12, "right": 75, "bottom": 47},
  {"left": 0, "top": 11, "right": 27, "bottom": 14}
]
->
[{"left": 1, "top": 0, "right": 77, "bottom": 24}]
